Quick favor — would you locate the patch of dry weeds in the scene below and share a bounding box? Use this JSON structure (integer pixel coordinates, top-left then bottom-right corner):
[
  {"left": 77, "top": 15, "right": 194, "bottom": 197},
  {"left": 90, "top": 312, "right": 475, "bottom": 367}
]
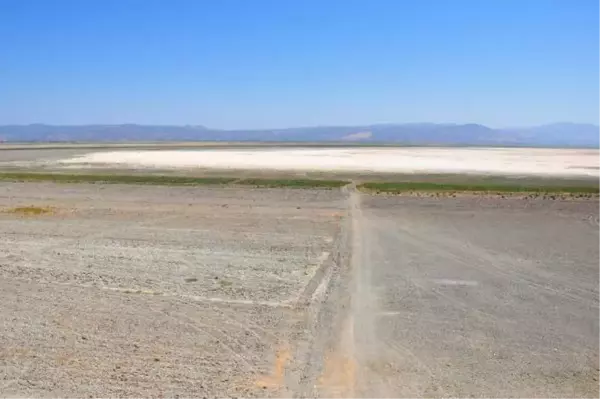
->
[{"left": 4, "top": 205, "right": 56, "bottom": 216}]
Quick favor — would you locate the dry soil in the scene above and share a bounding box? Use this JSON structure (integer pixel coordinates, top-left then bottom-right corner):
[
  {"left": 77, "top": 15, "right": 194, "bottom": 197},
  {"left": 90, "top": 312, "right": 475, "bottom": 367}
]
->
[{"left": 0, "top": 182, "right": 598, "bottom": 397}]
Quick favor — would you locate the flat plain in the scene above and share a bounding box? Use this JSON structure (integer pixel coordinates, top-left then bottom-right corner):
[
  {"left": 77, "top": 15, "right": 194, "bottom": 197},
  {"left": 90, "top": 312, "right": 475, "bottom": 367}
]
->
[
  {"left": 0, "top": 145, "right": 598, "bottom": 397},
  {"left": 2, "top": 146, "right": 598, "bottom": 178},
  {"left": 0, "top": 182, "right": 348, "bottom": 397},
  {"left": 351, "top": 194, "right": 598, "bottom": 397}
]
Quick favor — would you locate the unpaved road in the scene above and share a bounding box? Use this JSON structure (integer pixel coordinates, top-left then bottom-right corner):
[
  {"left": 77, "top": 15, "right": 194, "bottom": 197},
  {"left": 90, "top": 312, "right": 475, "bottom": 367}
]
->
[{"left": 0, "top": 182, "right": 598, "bottom": 397}]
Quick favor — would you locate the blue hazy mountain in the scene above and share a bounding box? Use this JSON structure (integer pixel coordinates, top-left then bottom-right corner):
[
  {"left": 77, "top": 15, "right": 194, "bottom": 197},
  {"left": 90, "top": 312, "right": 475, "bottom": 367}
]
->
[{"left": 0, "top": 123, "right": 597, "bottom": 148}]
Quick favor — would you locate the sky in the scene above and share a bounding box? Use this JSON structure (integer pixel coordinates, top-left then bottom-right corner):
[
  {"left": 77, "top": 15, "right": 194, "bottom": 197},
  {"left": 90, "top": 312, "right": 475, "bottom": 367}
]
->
[{"left": 1, "top": 0, "right": 598, "bottom": 128}]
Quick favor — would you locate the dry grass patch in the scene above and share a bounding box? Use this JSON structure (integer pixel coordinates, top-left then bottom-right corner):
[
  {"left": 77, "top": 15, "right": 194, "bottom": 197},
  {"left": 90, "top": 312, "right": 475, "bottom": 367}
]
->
[{"left": 4, "top": 205, "right": 56, "bottom": 216}]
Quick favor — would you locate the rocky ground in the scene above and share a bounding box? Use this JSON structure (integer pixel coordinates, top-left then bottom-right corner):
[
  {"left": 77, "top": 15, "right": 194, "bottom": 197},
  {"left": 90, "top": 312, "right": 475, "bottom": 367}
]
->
[{"left": 0, "top": 183, "right": 345, "bottom": 397}]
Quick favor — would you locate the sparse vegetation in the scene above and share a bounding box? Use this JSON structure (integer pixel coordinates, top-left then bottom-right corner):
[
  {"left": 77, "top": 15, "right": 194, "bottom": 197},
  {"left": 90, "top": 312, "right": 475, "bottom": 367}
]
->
[
  {"left": 0, "top": 172, "right": 348, "bottom": 189},
  {"left": 218, "top": 279, "right": 233, "bottom": 288},
  {"left": 0, "top": 172, "right": 236, "bottom": 186},
  {"left": 0, "top": 172, "right": 597, "bottom": 195},
  {"left": 358, "top": 181, "right": 599, "bottom": 195},
  {"left": 236, "top": 178, "right": 348, "bottom": 188}
]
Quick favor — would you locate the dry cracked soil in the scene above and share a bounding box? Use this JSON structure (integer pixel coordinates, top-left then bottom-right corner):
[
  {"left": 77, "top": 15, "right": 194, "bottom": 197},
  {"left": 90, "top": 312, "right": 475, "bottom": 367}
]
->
[{"left": 0, "top": 182, "right": 598, "bottom": 398}]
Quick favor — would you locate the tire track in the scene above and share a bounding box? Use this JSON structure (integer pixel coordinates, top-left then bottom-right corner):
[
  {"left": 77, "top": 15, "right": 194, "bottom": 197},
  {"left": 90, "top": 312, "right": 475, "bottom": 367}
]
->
[
  {"left": 157, "top": 305, "right": 260, "bottom": 372},
  {"left": 374, "top": 213, "right": 596, "bottom": 306},
  {"left": 366, "top": 214, "right": 505, "bottom": 326}
]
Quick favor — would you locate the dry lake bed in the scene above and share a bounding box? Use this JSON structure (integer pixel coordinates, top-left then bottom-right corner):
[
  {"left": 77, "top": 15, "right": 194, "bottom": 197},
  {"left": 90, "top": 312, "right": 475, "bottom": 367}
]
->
[{"left": 1, "top": 146, "right": 598, "bottom": 178}]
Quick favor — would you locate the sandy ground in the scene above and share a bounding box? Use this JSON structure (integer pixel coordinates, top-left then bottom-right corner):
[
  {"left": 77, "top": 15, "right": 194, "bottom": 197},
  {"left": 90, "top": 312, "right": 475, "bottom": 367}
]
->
[
  {"left": 54, "top": 148, "right": 600, "bottom": 177},
  {"left": 0, "top": 182, "right": 598, "bottom": 397}
]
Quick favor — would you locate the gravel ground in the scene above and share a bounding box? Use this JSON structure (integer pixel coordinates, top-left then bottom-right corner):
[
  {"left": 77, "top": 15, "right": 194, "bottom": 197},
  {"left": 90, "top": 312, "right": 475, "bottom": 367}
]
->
[
  {"left": 343, "top": 193, "right": 599, "bottom": 397},
  {"left": 0, "top": 183, "right": 345, "bottom": 397},
  {"left": 0, "top": 181, "right": 598, "bottom": 397}
]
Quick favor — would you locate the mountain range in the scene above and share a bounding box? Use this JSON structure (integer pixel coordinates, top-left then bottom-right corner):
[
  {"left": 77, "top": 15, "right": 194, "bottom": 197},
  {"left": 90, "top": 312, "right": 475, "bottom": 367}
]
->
[{"left": 0, "top": 122, "right": 597, "bottom": 148}]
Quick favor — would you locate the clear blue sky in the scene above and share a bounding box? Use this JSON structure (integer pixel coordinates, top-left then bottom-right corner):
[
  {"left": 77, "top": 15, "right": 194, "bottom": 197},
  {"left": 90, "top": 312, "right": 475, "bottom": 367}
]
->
[{"left": 1, "top": 0, "right": 598, "bottom": 128}]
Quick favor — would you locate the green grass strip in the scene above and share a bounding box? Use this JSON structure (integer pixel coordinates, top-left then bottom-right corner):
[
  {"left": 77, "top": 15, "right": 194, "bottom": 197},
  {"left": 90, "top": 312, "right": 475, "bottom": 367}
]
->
[
  {"left": 358, "top": 181, "right": 599, "bottom": 194},
  {"left": 235, "top": 178, "right": 348, "bottom": 188},
  {"left": 0, "top": 172, "right": 348, "bottom": 188},
  {"left": 0, "top": 172, "right": 596, "bottom": 193},
  {"left": 0, "top": 172, "right": 235, "bottom": 186}
]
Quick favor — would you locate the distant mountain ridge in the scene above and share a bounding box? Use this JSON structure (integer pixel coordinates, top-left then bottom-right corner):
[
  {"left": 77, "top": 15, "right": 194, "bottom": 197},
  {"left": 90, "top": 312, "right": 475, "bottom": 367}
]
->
[{"left": 0, "top": 122, "right": 597, "bottom": 148}]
